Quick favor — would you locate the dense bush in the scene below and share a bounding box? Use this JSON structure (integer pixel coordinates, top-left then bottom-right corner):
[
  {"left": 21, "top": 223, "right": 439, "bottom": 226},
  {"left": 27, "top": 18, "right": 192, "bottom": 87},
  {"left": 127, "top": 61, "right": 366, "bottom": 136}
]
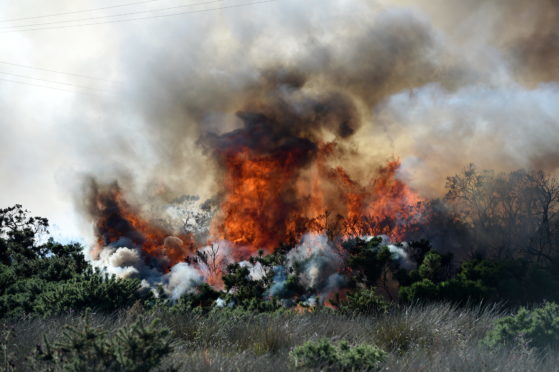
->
[
  {"left": 33, "top": 317, "right": 173, "bottom": 371},
  {"left": 290, "top": 339, "right": 386, "bottom": 371},
  {"left": 335, "top": 288, "right": 390, "bottom": 315},
  {"left": 483, "top": 302, "right": 559, "bottom": 349},
  {"left": 0, "top": 205, "right": 148, "bottom": 319},
  {"left": 399, "top": 257, "right": 559, "bottom": 306},
  {"left": 33, "top": 271, "right": 145, "bottom": 316},
  {"left": 342, "top": 237, "right": 394, "bottom": 287}
]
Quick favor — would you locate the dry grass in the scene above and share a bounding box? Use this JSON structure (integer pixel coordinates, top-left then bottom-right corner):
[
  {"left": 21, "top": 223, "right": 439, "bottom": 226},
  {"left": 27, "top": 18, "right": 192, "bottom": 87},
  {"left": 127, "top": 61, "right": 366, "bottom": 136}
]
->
[{"left": 2, "top": 303, "right": 558, "bottom": 371}]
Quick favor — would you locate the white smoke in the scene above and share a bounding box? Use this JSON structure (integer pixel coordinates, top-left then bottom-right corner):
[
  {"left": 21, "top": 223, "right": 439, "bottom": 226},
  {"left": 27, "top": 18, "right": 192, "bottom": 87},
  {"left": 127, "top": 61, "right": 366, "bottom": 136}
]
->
[
  {"left": 196, "top": 240, "right": 234, "bottom": 281},
  {"left": 92, "top": 244, "right": 202, "bottom": 299},
  {"left": 165, "top": 262, "right": 203, "bottom": 299},
  {"left": 239, "top": 261, "right": 268, "bottom": 281},
  {"left": 359, "top": 235, "right": 415, "bottom": 269},
  {"left": 285, "top": 233, "right": 345, "bottom": 302},
  {"left": 378, "top": 82, "right": 559, "bottom": 196},
  {"left": 387, "top": 243, "right": 415, "bottom": 270},
  {"left": 93, "top": 246, "right": 146, "bottom": 279}
]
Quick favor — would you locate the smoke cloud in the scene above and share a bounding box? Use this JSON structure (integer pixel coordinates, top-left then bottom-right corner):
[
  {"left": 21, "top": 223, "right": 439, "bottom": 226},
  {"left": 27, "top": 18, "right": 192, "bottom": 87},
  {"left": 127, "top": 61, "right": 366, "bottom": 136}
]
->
[{"left": 1, "top": 0, "right": 558, "bottom": 277}]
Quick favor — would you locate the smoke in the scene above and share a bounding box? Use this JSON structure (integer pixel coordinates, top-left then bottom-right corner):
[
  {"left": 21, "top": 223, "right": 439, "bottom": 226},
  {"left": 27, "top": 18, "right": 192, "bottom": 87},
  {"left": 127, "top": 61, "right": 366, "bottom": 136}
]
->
[
  {"left": 390, "top": 0, "right": 559, "bottom": 86},
  {"left": 93, "top": 245, "right": 202, "bottom": 298},
  {"left": 74, "top": 0, "right": 559, "bottom": 221},
  {"left": 378, "top": 83, "right": 559, "bottom": 196},
  {"left": 95, "top": 247, "right": 144, "bottom": 279},
  {"left": 165, "top": 263, "right": 203, "bottom": 299},
  {"left": 2, "top": 0, "right": 559, "bottom": 299},
  {"left": 286, "top": 233, "right": 345, "bottom": 302},
  {"left": 239, "top": 260, "right": 268, "bottom": 281}
]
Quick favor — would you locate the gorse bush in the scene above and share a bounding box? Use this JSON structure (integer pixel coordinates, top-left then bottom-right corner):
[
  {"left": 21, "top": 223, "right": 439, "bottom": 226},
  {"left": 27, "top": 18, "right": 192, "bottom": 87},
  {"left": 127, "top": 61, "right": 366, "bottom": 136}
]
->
[
  {"left": 483, "top": 302, "right": 559, "bottom": 349},
  {"left": 290, "top": 339, "right": 386, "bottom": 371},
  {"left": 34, "top": 317, "right": 173, "bottom": 372},
  {"left": 335, "top": 288, "right": 390, "bottom": 315},
  {"left": 0, "top": 205, "right": 148, "bottom": 319},
  {"left": 33, "top": 270, "right": 145, "bottom": 316}
]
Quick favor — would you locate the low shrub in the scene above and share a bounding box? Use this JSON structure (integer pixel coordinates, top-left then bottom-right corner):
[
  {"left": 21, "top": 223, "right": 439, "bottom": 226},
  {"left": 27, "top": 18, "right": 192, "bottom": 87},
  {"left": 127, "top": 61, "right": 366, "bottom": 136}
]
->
[
  {"left": 483, "top": 302, "right": 559, "bottom": 349},
  {"left": 33, "top": 317, "right": 173, "bottom": 371},
  {"left": 33, "top": 271, "right": 146, "bottom": 316},
  {"left": 336, "top": 288, "right": 390, "bottom": 315},
  {"left": 290, "top": 339, "right": 386, "bottom": 371}
]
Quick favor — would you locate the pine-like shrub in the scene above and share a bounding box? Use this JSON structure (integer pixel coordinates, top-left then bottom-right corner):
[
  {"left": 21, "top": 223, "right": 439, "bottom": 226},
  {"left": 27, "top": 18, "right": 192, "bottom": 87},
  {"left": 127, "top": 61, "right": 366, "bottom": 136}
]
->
[
  {"left": 290, "top": 339, "right": 386, "bottom": 371},
  {"left": 483, "top": 302, "right": 559, "bottom": 349},
  {"left": 33, "top": 317, "right": 173, "bottom": 371},
  {"left": 336, "top": 289, "right": 390, "bottom": 315}
]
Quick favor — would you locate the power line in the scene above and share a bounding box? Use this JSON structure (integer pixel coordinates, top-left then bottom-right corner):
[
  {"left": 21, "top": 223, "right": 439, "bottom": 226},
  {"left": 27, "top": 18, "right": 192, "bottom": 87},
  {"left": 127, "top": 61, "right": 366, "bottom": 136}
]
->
[
  {"left": 0, "top": 0, "right": 225, "bottom": 30},
  {"left": 0, "top": 61, "right": 116, "bottom": 83},
  {"left": 0, "top": 1, "right": 274, "bottom": 33},
  {"left": 0, "top": 77, "right": 102, "bottom": 95},
  {"left": 0, "top": 0, "right": 169, "bottom": 23},
  {"left": 0, "top": 71, "right": 107, "bottom": 94}
]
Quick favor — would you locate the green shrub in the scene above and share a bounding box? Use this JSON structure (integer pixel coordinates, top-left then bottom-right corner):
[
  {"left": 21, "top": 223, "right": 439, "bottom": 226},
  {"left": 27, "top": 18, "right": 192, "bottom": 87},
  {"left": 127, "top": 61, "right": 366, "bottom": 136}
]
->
[
  {"left": 483, "top": 302, "right": 559, "bottom": 349},
  {"left": 33, "top": 271, "right": 145, "bottom": 316},
  {"left": 34, "top": 317, "right": 173, "bottom": 371},
  {"left": 418, "top": 251, "right": 443, "bottom": 281},
  {"left": 343, "top": 238, "right": 393, "bottom": 287},
  {"left": 336, "top": 288, "right": 390, "bottom": 315},
  {"left": 290, "top": 339, "right": 386, "bottom": 371},
  {"left": 399, "top": 279, "right": 439, "bottom": 303}
]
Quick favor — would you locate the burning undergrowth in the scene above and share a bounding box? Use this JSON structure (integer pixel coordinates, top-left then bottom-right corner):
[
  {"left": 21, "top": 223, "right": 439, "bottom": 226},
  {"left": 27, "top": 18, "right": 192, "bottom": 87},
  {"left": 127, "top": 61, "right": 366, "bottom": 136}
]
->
[
  {"left": 75, "top": 0, "right": 559, "bottom": 307},
  {"left": 83, "top": 158, "right": 422, "bottom": 304},
  {"left": 81, "top": 70, "right": 427, "bottom": 305}
]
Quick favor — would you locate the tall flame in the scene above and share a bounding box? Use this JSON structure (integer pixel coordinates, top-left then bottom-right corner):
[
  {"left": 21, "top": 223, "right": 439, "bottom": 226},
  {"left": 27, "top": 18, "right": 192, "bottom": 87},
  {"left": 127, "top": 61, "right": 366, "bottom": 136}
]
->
[{"left": 210, "top": 141, "right": 424, "bottom": 257}]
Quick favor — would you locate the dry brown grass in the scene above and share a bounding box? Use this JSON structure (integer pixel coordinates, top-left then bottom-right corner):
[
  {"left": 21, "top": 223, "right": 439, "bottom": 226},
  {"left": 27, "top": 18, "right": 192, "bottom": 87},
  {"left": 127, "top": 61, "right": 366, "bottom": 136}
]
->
[{"left": 2, "top": 303, "right": 558, "bottom": 371}]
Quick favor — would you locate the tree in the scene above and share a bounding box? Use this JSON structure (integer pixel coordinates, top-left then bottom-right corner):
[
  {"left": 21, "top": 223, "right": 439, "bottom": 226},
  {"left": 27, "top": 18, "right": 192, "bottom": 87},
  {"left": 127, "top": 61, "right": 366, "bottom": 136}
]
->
[
  {"left": 0, "top": 205, "right": 49, "bottom": 264},
  {"left": 0, "top": 205, "right": 148, "bottom": 318},
  {"left": 525, "top": 171, "right": 559, "bottom": 263}
]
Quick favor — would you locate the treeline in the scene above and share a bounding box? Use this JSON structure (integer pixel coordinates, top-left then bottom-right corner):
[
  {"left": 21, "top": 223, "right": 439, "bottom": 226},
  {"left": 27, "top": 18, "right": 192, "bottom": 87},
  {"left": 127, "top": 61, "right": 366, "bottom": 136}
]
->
[
  {"left": 0, "top": 205, "right": 146, "bottom": 318},
  {"left": 416, "top": 164, "right": 559, "bottom": 262},
  {"left": 1, "top": 165, "right": 559, "bottom": 320}
]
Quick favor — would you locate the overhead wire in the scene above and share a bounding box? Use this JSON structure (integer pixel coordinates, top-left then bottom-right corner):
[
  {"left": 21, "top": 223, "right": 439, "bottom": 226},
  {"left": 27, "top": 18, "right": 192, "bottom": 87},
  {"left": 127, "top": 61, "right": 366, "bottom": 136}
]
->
[
  {"left": 0, "top": 0, "right": 225, "bottom": 30},
  {"left": 0, "top": 0, "right": 173, "bottom": 23},
  {"left": 0, "top": 77, "right": 103, "bottom": 95},
  {"left": 0, "top": 70, "right": 108, "bottom": 93},
  {"left": 0, "top": 0, "right": 276, "bottom": 96},
  {"left": 0, "top": 61, "right": 117, "bottom": 83},
  {"left": 0, "top": 0, "right": 275, "bottom": 33}
]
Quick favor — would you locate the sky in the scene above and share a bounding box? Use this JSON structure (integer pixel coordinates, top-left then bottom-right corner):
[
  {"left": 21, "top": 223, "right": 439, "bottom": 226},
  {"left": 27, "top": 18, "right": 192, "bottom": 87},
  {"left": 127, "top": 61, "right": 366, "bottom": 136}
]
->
[
  {"left": 1, "top": 0, "right": 558, "bottom": 244},
  {"left": 0, "top": 0, "right": 248, "bottom": 242}
]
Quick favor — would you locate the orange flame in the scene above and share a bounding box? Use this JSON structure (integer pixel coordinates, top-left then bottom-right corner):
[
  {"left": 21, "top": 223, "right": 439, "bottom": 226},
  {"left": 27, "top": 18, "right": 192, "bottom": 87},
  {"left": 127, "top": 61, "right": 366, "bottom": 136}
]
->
[
  {"left": 211, "top": 143, "right": 425, "bottom": 256},
  {"left": 90, "top": 184, "right": 195, "bottom": 270}
]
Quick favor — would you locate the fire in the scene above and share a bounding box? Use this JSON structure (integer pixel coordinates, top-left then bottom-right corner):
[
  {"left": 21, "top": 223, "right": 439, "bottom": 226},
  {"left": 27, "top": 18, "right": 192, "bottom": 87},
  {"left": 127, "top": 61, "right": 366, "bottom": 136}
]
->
[
  {"left": 88, "top": 150, "right": 424, "bottom": 268},
  {"left": 87, "top": 101, "right": 424, "bottom": 267},
  {"left": 211, "top": 147, "right": 305, "bottom": 254},
  {"left": 210, "top": 140, "right": 425, "bottom": 256},
  {"left": 88, "top": 182, "right": 195, "bottom": 270},
  {"left": 329, "top": 160, "right": 424, "bottom": 241}
]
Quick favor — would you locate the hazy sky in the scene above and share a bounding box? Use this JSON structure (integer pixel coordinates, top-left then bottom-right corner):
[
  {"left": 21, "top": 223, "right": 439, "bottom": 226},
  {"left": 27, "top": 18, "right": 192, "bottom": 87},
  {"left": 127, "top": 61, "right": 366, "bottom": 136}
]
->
[
  {"left": 0, "top": 0, "right": 257, "bottom": 242},
  {"left": 1, "top": 0, "right": 558, "bottom": 243}
]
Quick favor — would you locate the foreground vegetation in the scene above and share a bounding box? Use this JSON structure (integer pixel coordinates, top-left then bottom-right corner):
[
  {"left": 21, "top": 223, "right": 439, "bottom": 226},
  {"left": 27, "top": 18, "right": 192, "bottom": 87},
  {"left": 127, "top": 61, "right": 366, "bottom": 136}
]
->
[{"left": 2, "top": 303, "right": 559, "bottom": 371}]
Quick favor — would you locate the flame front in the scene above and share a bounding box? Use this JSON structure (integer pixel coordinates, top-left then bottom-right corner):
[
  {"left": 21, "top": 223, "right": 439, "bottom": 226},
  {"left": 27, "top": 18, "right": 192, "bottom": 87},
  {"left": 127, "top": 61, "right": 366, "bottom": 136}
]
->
[
  {"left": 87, "top": 182, "right": 196, "bottom": 271},
  {"left": 211, "top": 143, "right": 424, "bottom": 257},
  {"left": 86, "top": 73, "right": 426, "bottom": 268}
]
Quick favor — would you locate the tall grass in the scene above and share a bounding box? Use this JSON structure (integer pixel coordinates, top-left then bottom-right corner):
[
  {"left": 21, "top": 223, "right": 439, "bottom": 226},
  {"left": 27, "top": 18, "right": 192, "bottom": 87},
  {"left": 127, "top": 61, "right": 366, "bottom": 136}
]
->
[{"left": 2, "top": 303, "right": 558, "bottom": 371}]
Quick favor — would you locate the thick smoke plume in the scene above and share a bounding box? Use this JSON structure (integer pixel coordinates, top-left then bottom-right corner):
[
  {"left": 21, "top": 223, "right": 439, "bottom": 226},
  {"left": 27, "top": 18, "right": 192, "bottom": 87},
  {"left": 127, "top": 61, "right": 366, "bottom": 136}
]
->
[{"left": 59, "top": 0, "right": 559, "bottom": 299}]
